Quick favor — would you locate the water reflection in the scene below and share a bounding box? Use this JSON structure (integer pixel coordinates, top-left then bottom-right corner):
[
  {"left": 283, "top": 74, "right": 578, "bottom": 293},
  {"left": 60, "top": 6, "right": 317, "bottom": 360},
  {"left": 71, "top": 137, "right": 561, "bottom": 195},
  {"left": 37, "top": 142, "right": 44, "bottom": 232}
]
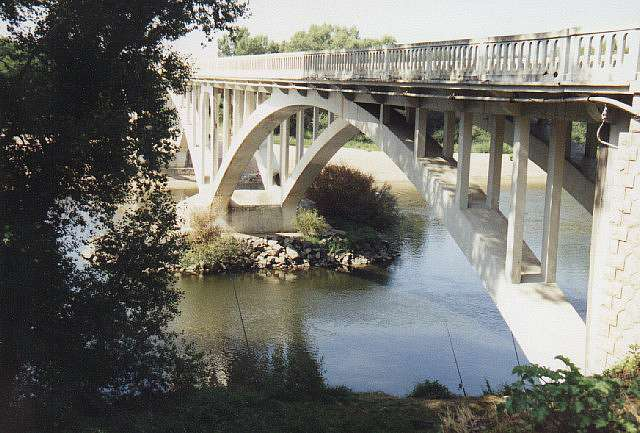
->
[{"left": 174, "top": 181, "right": 591, "bottom": 396}]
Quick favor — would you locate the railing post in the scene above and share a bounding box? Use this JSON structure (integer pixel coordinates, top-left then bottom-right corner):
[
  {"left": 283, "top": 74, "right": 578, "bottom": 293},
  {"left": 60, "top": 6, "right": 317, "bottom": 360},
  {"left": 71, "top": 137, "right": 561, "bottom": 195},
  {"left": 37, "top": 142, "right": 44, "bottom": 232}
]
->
[{"left": 505, "top": 115, "right": 530, "bottom": 284}]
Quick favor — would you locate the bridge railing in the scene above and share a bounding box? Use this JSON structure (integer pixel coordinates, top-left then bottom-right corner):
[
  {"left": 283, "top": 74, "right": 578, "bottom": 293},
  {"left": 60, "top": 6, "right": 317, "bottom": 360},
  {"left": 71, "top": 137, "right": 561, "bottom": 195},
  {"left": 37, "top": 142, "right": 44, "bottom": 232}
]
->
[{"left": 206, "top": 27, "right": 640, "bottom": 86}]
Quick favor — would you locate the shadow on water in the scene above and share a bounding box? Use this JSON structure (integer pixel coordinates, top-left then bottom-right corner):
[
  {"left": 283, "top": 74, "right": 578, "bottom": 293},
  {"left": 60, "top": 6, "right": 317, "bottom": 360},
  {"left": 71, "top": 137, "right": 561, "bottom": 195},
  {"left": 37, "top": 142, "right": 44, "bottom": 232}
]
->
[{"left": 173, "top": 180, "right": 592, "bottom": 396}]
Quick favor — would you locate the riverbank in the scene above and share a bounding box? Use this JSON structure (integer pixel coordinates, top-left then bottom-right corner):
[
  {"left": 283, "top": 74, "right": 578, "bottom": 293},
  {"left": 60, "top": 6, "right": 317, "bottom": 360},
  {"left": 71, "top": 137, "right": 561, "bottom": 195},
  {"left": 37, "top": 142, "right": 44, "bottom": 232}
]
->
[{"left": 177, "top": 230, "right": 399, "bottom": 276}]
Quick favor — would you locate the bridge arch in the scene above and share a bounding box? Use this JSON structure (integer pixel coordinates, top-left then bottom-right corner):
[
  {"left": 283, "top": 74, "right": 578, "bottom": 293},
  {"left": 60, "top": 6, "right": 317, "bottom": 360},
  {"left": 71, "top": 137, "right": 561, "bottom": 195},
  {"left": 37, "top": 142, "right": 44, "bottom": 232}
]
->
[{"left": 198, "top": 88, "right": 430, "bottom": 218}]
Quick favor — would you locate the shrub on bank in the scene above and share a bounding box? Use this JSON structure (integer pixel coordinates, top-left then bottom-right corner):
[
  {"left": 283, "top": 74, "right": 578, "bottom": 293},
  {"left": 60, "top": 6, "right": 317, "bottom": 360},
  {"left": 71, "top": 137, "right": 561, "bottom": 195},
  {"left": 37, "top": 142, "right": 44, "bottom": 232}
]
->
[
  {"left": 409, "top": 379, "right": 455, "bottom": 399},
  {"left": 294, "top": 208, "right": 329, "bottom": 239},
  {"left": 306, "top": 165, "right": 398, "bottom": 231},
  {"left": 188, "top": 207, "right": 222, "bottom": 245},
  {"left": 502, "top": 355, "right": 639, "bottom": 433},
  {"left": 180, "top": 235, "right": 253, "bottom": 272}
]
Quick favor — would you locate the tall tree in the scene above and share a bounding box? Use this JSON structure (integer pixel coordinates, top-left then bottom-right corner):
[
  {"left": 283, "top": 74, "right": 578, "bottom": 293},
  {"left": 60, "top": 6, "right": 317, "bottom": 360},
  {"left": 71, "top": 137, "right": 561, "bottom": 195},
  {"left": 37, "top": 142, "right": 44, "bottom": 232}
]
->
[
  {"left": 217, "top": 24, "right": 396, "bottom": 56},
  {"left": 218, "top": 27, "right": 281, "bottom": 56},
  {"left": 284, "top": 24, "right": 396, "bottom": 52},
  {"left": 0, "top": 0, "right": 246, "bottom": 429}
]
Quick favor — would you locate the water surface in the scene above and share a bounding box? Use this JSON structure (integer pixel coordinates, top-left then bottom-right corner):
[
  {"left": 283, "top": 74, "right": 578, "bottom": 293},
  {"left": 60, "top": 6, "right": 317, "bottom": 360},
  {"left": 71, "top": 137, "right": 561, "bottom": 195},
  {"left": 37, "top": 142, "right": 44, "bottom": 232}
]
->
[{"left": 174, "top": 181, "right": 592, "bottom": 396}]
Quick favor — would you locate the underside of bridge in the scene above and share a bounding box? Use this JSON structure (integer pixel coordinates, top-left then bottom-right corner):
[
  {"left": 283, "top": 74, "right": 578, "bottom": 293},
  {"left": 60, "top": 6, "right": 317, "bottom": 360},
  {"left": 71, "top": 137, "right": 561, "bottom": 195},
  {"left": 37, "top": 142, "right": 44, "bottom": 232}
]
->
[{"left": 172, "top": 26, "right": 640, "bottom": 375}]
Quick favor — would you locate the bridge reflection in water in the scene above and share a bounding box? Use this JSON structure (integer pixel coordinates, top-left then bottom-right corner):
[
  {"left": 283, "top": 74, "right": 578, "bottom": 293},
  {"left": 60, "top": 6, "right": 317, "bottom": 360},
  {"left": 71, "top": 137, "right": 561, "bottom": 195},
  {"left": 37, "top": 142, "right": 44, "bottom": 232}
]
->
[{"left": 172, "top": 26, "right": 640, "bottom": 374}]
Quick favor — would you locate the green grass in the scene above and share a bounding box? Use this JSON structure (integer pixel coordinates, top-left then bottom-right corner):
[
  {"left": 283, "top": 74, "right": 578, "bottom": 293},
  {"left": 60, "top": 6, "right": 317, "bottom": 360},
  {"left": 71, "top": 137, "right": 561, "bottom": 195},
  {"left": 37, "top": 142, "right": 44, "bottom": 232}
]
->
[{"left": 70, "top": 388, "right": 441, "bottom": 433}]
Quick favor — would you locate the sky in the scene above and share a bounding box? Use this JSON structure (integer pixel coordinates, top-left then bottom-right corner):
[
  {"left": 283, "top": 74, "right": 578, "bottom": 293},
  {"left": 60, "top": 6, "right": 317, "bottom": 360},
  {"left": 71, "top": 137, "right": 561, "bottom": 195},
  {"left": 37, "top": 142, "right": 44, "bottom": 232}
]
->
[{"left": 173, "top": 0, "right": 640, "bottom": 68}]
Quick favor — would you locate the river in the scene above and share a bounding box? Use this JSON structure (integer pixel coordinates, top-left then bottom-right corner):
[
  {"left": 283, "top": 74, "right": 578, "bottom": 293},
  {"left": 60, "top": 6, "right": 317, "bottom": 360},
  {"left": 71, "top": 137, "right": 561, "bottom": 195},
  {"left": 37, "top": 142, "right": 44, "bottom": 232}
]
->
[{"left": 173, "top": 179, "right": 592, "bottom": 396}]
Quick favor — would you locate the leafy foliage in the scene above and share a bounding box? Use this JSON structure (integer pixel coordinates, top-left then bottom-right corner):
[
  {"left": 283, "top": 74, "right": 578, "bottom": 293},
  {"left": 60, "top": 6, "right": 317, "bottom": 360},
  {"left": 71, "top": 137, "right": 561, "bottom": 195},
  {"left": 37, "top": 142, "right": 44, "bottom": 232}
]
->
[
  {"left": 503, "top": 356, "right": 638, "bottom": 433},
  {"left": 606, "top": 345, "right": 640, "bottom": 382},
  {"left": 187, "top": 207, "right": 223, "bottom": 244},
  {"left": 409, "top": 380, "right": 455, "bottom": 399},
  {"left": 181, "top": 235, "right": 253, "bottom": 273},
  {"left": 218, "top": 27, "right": 280, "bottom": 56},
  {"left": 294, "top": 208, "right": 329, "bottom": 239},
  {"left": 284, "top": 24, "right": 396, "bottom": 52},
  {"left": 218, "top": 24, "right": 396, "bottom": 56},
  {"left": 0, "top": 0, "right": 246, "bottom": 427},
  {"left": 306, "top": 165, "right": 398, "bottom": 231}
]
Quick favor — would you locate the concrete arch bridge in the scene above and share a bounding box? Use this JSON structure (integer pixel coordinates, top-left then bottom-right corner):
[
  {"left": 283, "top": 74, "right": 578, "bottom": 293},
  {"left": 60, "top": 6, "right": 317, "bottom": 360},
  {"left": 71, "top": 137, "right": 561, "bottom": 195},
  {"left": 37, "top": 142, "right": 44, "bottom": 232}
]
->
[{"left": 172, "top": 26, "right": 640, "bottom": 375}]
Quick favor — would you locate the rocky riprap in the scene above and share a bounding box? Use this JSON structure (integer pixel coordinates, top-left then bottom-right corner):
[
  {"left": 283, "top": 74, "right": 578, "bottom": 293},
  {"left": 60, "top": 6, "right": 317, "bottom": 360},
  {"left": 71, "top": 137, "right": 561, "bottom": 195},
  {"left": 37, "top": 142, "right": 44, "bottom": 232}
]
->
[{"left": 178, "top": 232, "right": 399, "bottom": 275}]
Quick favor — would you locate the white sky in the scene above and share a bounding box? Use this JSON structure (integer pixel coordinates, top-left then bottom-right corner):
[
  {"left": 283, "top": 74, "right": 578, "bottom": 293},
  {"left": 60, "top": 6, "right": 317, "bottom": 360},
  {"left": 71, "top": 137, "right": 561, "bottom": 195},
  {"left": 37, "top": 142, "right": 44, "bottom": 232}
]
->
[{"left": 173, "top": 0, "right": 640, "bottom": 68}]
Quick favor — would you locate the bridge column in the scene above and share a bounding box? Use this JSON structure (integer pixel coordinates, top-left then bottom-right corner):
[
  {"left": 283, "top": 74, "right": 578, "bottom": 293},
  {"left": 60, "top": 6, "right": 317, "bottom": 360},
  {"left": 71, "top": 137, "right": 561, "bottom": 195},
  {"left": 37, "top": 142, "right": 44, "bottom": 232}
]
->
[
  {"left": 486, "top": 115, "right": 505, "bottom": 210},
  {"left": 585, "top": 122, "right": 598, "bottom": 161},
  {"left": 414, "top": 108, "right": 428, "bottom": 160},
  {"left": 328, "top": 111, "right": 335, "bottom": 125},
  {"left": 209, "top": 88, "right": 219, "bottom": 180},
  {"left": 505, "top": 115, "right": 530, "bottom": 284},
  {"left": 586, "top": 86, "right": 640, "bottom": 373},
  {"left": 443, "top": 111, "right": 456, "bottom": 159},
  {"left": 232, "top": 89, "right": 244, "bottom": 133},
  {"left": 222, "top": 88, "right": 231, "bottom": 153},
  {"left": 244, "top": 90, "right": 256, "bottom": 119},
  {"left": 541, "top": 119, "right": 569, "bottom": 283},
  {"left": 455, "top": 111, "right": 473, "bottom": 208},
  {"left": 191, "top": 85, "right": 198, "bottom": 149},
  {"left": 198, "top": 88, "right": 208, "bottom": 185},
  {"left": 312, "top": 107, "right": 319, "bottom": 140},
  {"left": 280, "top": 118, "right": 290, "bottom": 182},
  {"left": 266, "top": 132, "right": 274, "bottom": 187},
  {"left": 296, "top": 110, "right": 305, "bottom": 162}
]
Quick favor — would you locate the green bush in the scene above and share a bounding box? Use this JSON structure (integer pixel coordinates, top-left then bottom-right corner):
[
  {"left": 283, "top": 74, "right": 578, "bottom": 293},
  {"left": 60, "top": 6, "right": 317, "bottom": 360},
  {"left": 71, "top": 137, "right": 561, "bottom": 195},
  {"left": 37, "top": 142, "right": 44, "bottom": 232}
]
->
[
  {"left": 306, "top": 165, "right": 398, "bottom": 231},
  {"left": 503, "top": 356, "right": 638, "bottom": 433},
  {"left": 294, "top": 208, "right": 329, "bottom": 239},
  {"left": 187, "top": 207, "right": 222, "bottom": 244},
  {"left": 180, "top": 235, "right": 253, "bottom": 272},
  {"left": 606, "top": 345, "right": 640, "bottom": 383},
  {"left": 409, "top": 379, "right": 455, "bottom": 399}
]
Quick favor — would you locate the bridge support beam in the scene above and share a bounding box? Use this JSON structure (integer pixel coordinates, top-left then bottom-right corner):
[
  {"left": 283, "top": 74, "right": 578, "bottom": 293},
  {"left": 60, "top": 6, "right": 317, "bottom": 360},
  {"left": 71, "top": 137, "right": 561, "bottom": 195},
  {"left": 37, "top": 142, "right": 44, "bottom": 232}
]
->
[
  {"left": 455, "top": 111, "right": 473, "bottom": 209},
  {"left": 280, "top": 118, "right": 290, "bottom": 182},
  {"left": 541, "top": 120, "right": 568, "bottom": 283},
  {"left": 265, "top": 133, "right": 274, "bottom": 187},
  {"left": 209, "top": 88, "right": 219, "bottom": 180},
  {"left": 505, "top": 115, "right": 530, "bottom": 284},
  {"left": 244, "top": 90, "right": 256, "bottom": 120},
  {"left": 486, "top": 115, "right": 505, "bottom": 210},
  {"left": 443, "top": 111, "right": 456, "bottom": 159},
  {"left": 296, "top": 110, "right": 305, "bottom": 162},
  {"left": 312, "top": 107, "right": 319, "bottom": 140},
  {"left": 586, "top": 86, "right": 640, "bottom": 373},
  {"left": 414, "top": 108, "right": 428, "bottom": 160},
  {"left": 198, "top": 88, "right": 208, "bottom": 185},
  {"left": 222, "top": 88, "right": 232, "bottom": 153},
  {"left": 233, "top": 89, "right": 244, "bottom": 133}
]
